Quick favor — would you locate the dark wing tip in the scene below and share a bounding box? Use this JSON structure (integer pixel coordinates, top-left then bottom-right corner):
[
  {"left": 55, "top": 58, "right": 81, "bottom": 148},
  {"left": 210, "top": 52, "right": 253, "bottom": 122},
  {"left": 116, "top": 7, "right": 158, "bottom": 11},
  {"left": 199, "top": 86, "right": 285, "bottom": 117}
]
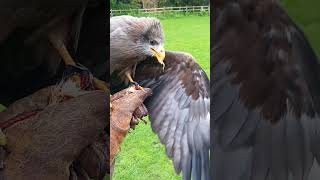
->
[{"left": 135, "top": 51, "right": 210, "bottom": 180}]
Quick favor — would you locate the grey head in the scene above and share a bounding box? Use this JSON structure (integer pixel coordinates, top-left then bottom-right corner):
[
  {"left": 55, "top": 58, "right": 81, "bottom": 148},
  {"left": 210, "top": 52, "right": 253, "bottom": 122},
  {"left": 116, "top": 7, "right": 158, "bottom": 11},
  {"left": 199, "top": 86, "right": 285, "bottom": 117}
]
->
[{"left": 110, "top": 16, "right": 165, "bottom": 74}]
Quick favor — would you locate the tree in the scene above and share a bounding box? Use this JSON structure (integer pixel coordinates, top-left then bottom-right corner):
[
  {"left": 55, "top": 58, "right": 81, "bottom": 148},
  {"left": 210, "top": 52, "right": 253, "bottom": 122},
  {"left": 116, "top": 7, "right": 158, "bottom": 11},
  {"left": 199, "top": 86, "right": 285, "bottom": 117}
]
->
[{"left": 111, "top": 0, "right": 209, "bottom": 9}]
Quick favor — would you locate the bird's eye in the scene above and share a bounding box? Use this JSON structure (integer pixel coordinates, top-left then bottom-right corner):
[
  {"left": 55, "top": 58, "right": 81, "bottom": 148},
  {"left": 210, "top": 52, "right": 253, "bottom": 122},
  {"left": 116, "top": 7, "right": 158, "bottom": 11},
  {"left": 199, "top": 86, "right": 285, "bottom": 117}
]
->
[{"left": 150, "top": 40, "right": 158, "bottom": 45}]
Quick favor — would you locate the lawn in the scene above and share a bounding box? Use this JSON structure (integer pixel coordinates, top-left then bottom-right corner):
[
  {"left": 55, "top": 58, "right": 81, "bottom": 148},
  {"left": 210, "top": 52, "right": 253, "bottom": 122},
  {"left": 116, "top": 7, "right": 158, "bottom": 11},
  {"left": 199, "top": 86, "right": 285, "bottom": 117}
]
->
[
  {"left": 113, "top": 15, "right": 210, "bottom": 180},
  {"left": 282, "top": 0, "right": 320, "bottom": 57}
]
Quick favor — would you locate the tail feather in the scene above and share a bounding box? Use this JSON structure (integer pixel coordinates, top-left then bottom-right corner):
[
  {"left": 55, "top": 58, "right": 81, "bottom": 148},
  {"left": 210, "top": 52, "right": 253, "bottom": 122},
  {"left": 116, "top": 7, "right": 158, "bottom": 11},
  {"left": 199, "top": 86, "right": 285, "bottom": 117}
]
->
[
  {"left": 214, "top": 112, "right": 320, "bottom": 180},
  {"left": 270, "top": 117, "right": 288, "bottom": 180},
  {"left": 251, "top": 120, "right": 271, "bottom": 180},
  {"left": 212, "top": 145, "right": 252, "bottom": 180}
]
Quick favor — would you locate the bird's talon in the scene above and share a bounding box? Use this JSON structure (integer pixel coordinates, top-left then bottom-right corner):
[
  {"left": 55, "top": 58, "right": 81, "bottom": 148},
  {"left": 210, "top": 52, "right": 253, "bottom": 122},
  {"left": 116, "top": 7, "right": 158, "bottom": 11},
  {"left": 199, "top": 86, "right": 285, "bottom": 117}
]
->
[
  {"left": 139, "top": 86, "right": 145, "bottom": 92},
  {"left": 128, "top": 82, "right": 144, "bottom": 91},
  {"left": 93, "top": 78, "right": 108, "bottom": 92},
  {"left": 128, "top": 81, "right": 139, "bottom": 87}
]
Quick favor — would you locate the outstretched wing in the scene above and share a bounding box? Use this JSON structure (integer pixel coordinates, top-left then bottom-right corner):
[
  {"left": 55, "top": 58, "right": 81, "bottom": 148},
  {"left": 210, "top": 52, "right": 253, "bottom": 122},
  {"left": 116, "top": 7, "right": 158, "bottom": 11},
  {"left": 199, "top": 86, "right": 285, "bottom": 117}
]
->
[
  {"left": 135, "top": 51, "right": 210, "bottom": 180},
  {"left": 212, "top": 2, "right": 320, "bottom": 180}
]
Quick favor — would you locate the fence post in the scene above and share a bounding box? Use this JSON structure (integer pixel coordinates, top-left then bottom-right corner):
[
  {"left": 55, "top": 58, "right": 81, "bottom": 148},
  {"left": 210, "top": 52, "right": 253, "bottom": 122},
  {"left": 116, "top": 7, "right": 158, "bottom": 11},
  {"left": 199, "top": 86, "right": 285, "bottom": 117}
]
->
[{"left": 109, "top": 5, "right": 210, "bottom": 16}]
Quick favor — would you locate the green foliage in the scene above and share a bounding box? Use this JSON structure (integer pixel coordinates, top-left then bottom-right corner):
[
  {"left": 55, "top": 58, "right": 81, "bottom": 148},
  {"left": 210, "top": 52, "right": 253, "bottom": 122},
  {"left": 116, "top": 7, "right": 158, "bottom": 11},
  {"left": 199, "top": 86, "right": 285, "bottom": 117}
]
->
[
  {"left": 110, "top": 0, "right": 141, "bottom": 9},
  {"left": 115, "top": 11, "right": 209, "bottom": 20},
  {"left": 110, "top": 0, "right": 209, "bottom": 9},
  {"left": 0, "top": 104, "right": 5, "bottom": 112},
  {"left": 113, "top": 15, "right": 209, "bottom": 180},
  {"left": 158, "top": 0, "right": 208, "bottom": 7}
]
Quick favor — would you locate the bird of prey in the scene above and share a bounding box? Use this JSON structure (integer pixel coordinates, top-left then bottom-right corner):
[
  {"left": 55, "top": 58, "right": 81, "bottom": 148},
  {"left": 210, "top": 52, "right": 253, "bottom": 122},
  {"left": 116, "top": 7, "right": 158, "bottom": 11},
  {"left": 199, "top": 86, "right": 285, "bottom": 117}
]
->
[
  {"left": 111, "top": 50, "right": 210, "bottom": 180},
  {"left": 212, "top": 0, "right": 320, "bottom": 179},
  {"left": 110, "top": 15, "right": 165, "bottom": 86},
  {"left": 0, "top": 1, "right": 107, "bottom": 106}
]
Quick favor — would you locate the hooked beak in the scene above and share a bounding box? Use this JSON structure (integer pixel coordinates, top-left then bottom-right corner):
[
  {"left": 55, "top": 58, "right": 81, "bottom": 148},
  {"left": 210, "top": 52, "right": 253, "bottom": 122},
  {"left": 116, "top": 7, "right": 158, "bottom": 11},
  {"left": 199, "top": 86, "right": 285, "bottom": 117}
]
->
[{"left": 150, "top": 46, "right": 166, "bottom": 70}]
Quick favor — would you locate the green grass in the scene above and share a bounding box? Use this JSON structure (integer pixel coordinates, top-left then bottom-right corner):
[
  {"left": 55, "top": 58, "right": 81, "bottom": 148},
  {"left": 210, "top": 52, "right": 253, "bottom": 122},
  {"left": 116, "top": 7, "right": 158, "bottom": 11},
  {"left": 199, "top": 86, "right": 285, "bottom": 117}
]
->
[
  {"left": 282, "top": 0, "right": 320, "bottom": 57},
  {"left": 0, "top": 105, "right": 4, "bottom": 112},
  {"left": 113, "top": 15, "right": 209, "bottom": 180},
  {"left": 112, "top": 11, "right": 209, "bottom": 20},
  {"left": 162, "top": 16, "right": 210, "bottom": 75}
]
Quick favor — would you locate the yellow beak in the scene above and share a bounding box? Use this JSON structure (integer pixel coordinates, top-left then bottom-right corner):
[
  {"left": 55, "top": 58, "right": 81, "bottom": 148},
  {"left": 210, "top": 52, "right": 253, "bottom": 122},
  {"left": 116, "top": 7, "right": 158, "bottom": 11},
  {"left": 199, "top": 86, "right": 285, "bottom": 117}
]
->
[{"left": 151, "top": 47, "right": 166, "bottom": 69}]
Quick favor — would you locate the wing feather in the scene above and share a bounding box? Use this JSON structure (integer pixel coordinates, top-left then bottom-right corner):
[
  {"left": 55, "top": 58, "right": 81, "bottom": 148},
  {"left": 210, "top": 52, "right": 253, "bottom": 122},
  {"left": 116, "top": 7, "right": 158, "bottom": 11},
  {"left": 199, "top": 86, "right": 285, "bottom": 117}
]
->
[
  {"left": 212, "top": 2, "right": 320, "bottom": 180},
  {"left": 135, "top": 51, "right": 210, "bottom": 180}
]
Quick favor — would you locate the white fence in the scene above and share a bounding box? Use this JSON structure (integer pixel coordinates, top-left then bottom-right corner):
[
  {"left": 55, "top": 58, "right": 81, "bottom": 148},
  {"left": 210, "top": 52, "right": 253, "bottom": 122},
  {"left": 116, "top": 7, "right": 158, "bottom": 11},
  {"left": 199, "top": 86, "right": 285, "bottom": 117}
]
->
[{"left": 110, "top": 6, "right": 210, "bottom": 16}]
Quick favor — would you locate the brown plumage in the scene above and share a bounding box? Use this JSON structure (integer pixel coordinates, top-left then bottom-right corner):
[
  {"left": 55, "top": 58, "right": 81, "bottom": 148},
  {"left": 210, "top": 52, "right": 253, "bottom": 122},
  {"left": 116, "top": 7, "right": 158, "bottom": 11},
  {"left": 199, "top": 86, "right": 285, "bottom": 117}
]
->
[
  {"left": 110, "top": 17, "right": 210, "bottom": 179},
  {"left": 212, "top": 0, "right": 320, "bottom": 179},
  {"left": 112, "top": 51, "right": 210, "bottom": 180}
]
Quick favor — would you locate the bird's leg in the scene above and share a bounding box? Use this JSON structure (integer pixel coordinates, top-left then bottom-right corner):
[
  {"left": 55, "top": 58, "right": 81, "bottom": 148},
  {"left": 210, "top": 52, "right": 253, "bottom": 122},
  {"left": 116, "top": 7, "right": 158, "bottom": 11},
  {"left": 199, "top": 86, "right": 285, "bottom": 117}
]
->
[
  {"left": 93, "top": 77, "right": 108, "bottom": 92},
  {"left": 48, "top": 35, "right": 107, "bottom": 92},
  {"left": 48, "top": 36, "right": 76, "bottom": 66},
  {"left": 125, "top": 71, "right": 144, "bottom": 93}
]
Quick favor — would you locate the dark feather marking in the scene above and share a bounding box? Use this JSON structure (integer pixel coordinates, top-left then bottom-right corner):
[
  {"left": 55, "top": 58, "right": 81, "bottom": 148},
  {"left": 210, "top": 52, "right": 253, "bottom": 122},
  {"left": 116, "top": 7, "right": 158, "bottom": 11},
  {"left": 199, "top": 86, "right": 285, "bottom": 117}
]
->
[
  {"left": 213, "top": 0, "right": 315, "bottom": 123},
  {"left": 135, "top": 51, "right": 209, "bottom": 180},
  {"left": 212, "top": 1, "right": 320, "bottom": 180}
]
